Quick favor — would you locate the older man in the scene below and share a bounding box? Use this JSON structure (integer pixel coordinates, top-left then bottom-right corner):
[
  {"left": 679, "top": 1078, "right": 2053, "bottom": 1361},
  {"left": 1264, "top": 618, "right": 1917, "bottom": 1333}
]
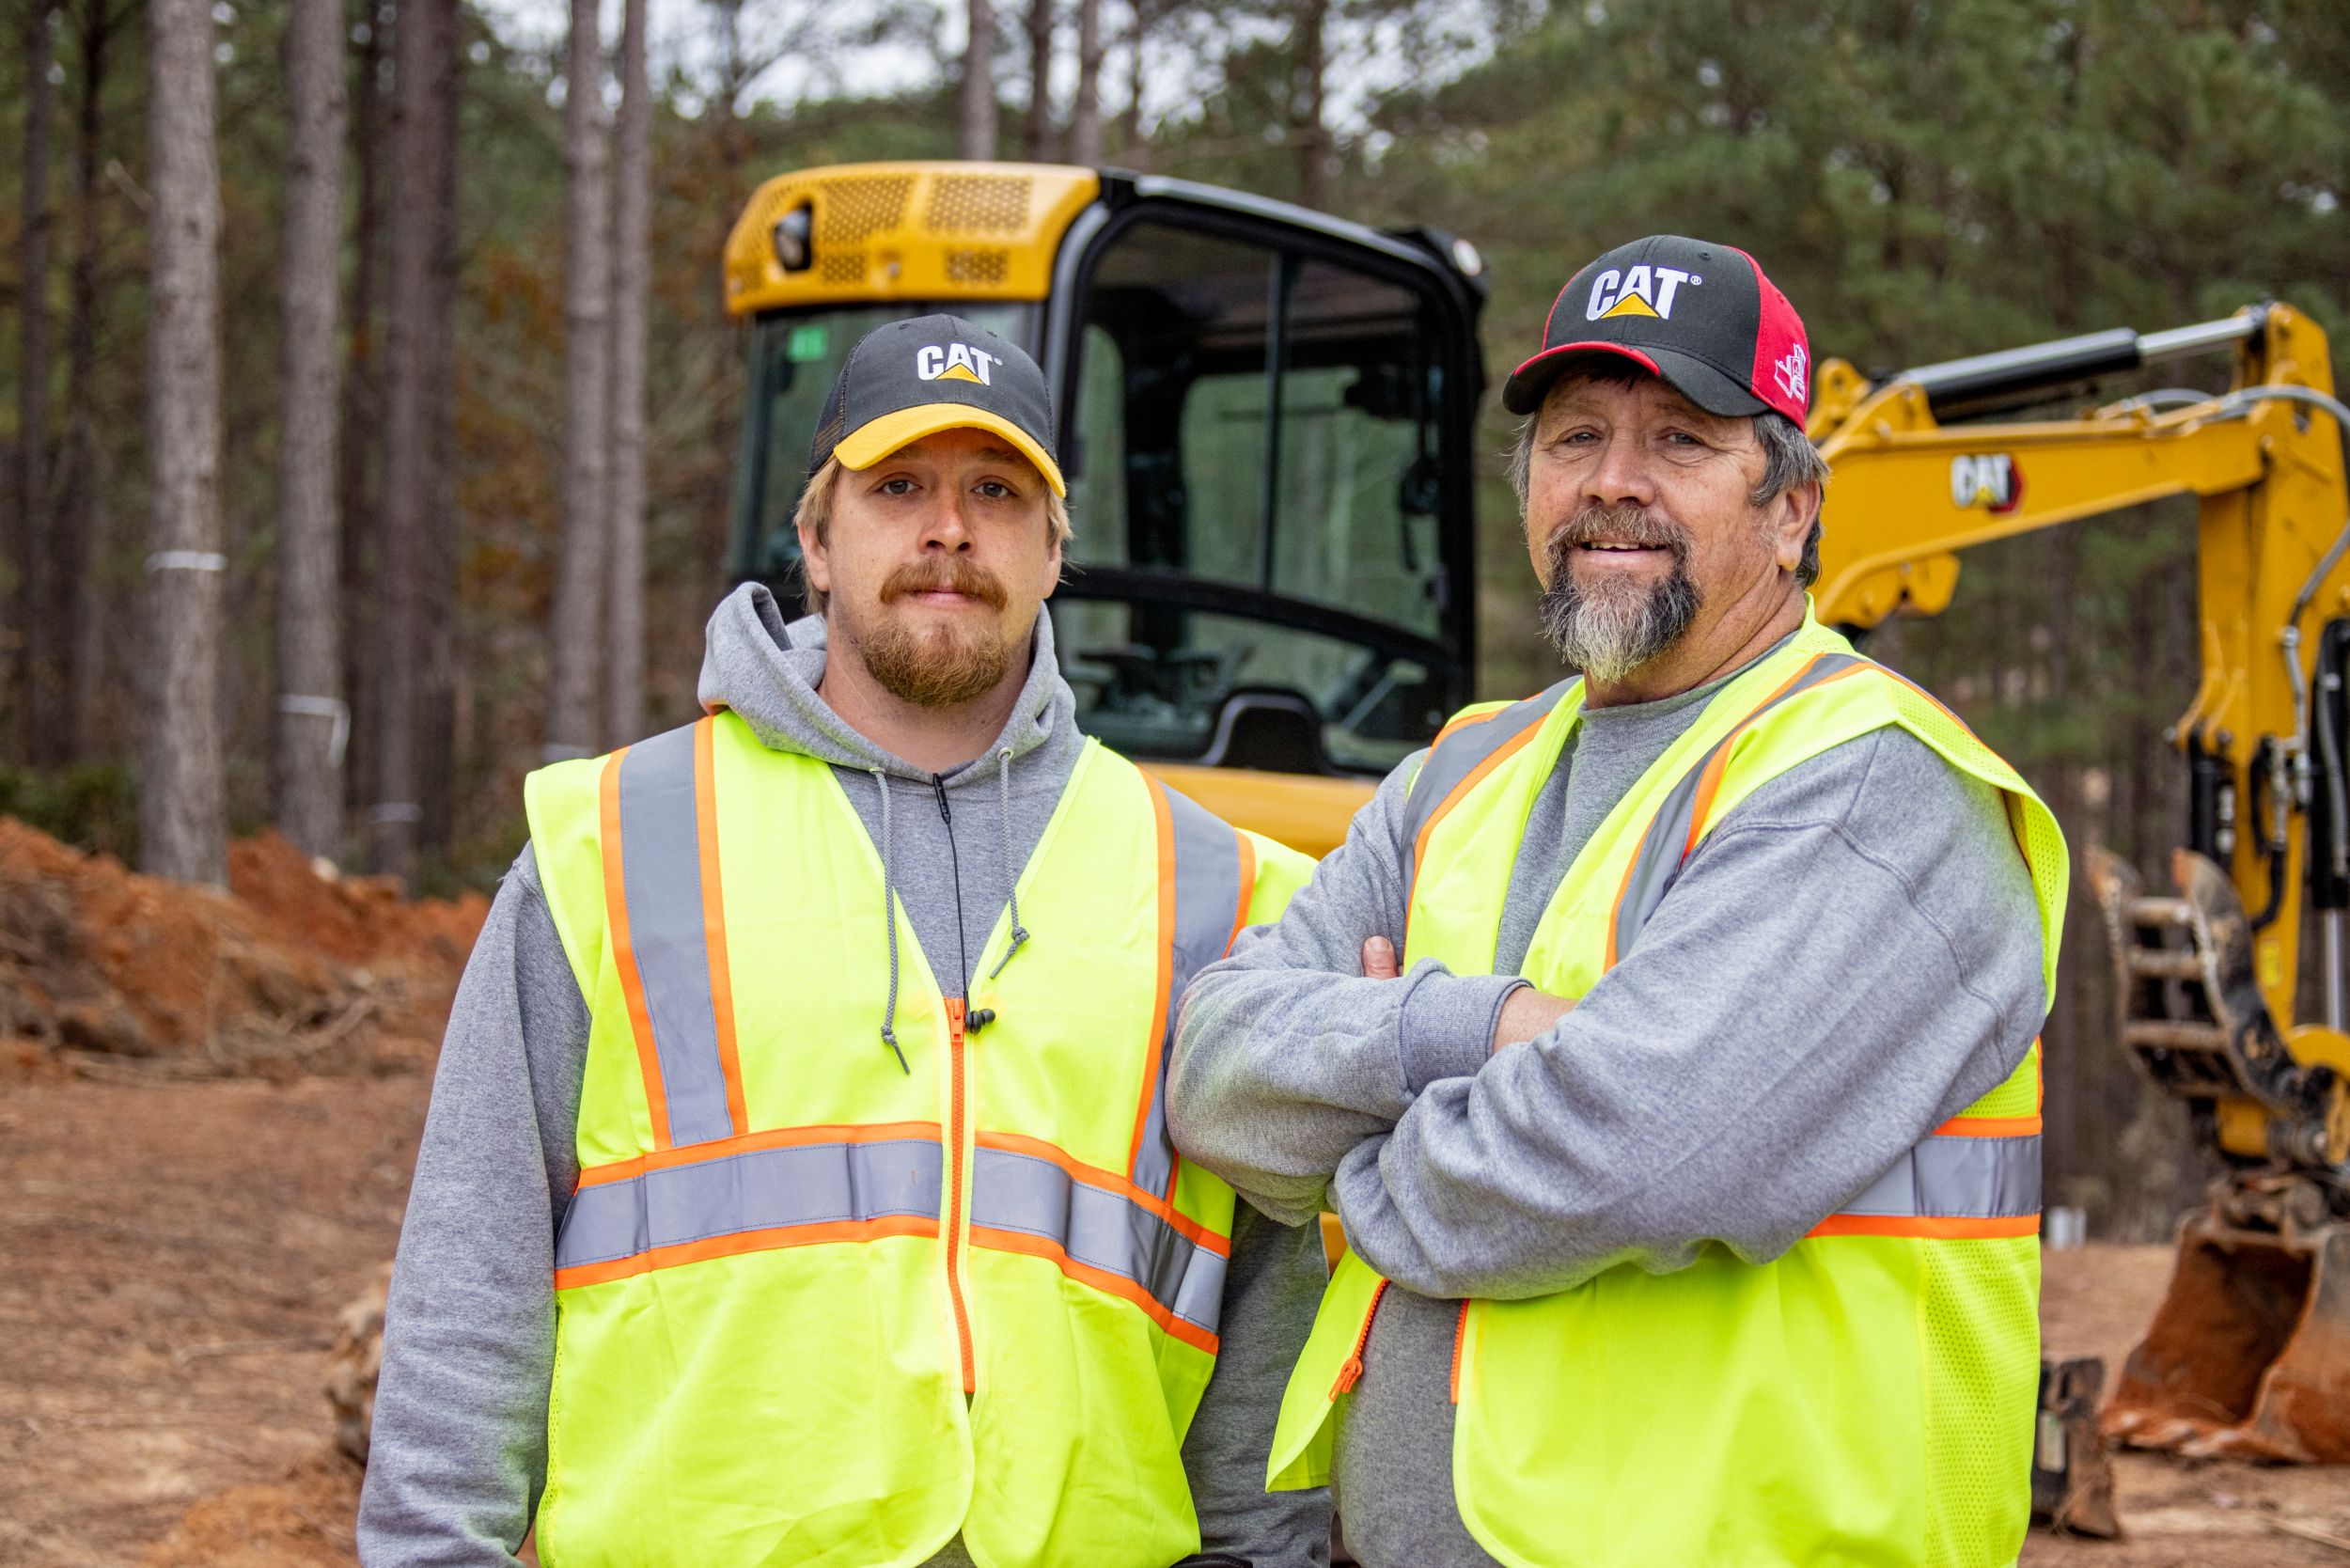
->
[
  {"left": 1167, "top": 239, "right": 2063, "bottom": 1567},
  {"left": 360, "top": 317, "right": 1329, "bottom": 1568}
]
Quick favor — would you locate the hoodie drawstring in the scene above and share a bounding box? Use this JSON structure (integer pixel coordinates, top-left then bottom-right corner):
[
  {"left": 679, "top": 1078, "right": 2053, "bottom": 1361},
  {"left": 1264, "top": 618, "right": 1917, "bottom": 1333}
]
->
[
  {"left": 870, "top": 768, "right": 911, "bottom": 1074},
  {"left": 987, "top": 747, "right": 1030, "bottom": 980}
]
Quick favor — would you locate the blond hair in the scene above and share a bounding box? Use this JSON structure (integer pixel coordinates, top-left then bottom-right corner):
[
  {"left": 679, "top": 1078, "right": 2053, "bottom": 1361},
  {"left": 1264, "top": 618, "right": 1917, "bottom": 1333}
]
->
[{"left": 792, "top": 455, "right": 1072, "bottom": 615}]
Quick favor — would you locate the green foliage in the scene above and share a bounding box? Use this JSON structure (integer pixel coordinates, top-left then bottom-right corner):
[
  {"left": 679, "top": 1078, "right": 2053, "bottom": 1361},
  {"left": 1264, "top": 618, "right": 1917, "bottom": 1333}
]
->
[{"left": 0, "top": 761, "right": 139, "bottom": 861}]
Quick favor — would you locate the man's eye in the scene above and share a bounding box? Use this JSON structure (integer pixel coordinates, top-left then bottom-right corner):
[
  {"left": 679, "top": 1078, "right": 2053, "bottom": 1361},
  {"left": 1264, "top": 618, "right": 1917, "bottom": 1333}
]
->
[
  {"left": 976, "top": 480, "right": 1014, "bottom": 499},
  {"left": 879, "top": 478, "right": 916, "bottom": 495},
  {"left": 1663, "top": 431, "right": 1703, "bottom": 447}
]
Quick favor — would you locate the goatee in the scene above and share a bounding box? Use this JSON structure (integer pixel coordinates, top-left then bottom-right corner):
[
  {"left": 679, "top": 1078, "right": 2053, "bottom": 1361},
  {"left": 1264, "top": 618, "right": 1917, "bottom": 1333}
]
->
[
  {"left": 1538, "top": 504, "right": 1701, "bottom": 682},
  {"left": 851, "top": 558, "right": 1015, "bottom": 709}
]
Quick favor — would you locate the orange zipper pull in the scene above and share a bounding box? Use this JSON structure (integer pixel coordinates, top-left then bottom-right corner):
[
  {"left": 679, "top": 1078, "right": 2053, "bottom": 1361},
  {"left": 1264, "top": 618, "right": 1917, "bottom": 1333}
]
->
[
  {"left": 946, "top": 996, "right": 964, "bottom": 1044},
  {"left": 1327, "top": 1279, "right": 1390, "bottom": 1398}
]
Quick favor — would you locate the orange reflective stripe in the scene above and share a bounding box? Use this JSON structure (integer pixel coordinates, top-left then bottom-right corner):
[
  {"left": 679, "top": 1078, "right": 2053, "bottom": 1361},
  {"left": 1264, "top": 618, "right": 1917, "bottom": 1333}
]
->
[
  {"left": 694, "top": 717, "right": 749, "bottom": 1138},
  {"left": 1682, "top": 661, "right": 1868, "bottom": 855},
  {"left": 967, "top": 1224, "right": 1220, "bottom": 1356},
  {"left": 1935, "top": 1113, "right": 2044, "bottom": 1137},
  {"left": 1805, "top": 1213, "right": 2040, "bottom": 1241},
  {"left": 1228, "top": 830, "right": 1257, "bottom": 953},
  {"left": 977, "top": 1128, "right": 1230, "bottom": 1256},
  {"left": 575, "top": 1119, "right": 947, "bottom": 1188},
  {"left": 599, "top": 744, "right": 674, "bottom": 1150},
  {"left": 1130, "top": 778, "right": 1181, "bottom": 1179},
  {"left": 1414, "top": 720, "right": 1544, "bottom": 887},
  {"left": 556, "top": 1214, "right": 938, "bottom": 1290}
]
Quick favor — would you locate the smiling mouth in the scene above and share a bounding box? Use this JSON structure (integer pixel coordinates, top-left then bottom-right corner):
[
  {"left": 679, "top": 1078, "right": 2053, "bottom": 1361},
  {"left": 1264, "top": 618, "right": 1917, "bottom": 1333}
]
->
[{"left": 1574, "top": 541, "right": 1666, "bottom": 554}]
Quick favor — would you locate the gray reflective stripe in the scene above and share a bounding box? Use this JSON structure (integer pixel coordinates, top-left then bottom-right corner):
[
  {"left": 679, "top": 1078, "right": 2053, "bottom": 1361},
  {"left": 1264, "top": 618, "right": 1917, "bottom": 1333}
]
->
[
  {"left": 1836, "top": 1133, "right": 2042, "bottom": 1220},
  {"left": 1134, "top": 784, "right": 1248, "bottom": 1197},
  {"left": 615, "top": 723, "right": 736, "bottom": 1147},
  {"left": 1400, "top": 682, "right": 1576, "bottom": 908},
  {"left": 555, "top": 1137, "right": 945, "bottom": 1273},
  {"left": 970, "top": 1146, "right": 1230, "bottom": 1335},
  {"left": 1609, "top": 653, "right": 1869, "bottom": 960}
]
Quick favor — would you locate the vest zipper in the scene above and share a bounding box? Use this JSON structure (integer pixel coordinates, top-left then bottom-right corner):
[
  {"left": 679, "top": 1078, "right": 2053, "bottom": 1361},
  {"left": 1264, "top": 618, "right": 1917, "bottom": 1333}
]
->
[
  {"left": 1330, "top": 1278, "right": 1389, "bottom": 1397},
  {"left": 944, "top": 996, "right": 977, "bottom": 1393}
]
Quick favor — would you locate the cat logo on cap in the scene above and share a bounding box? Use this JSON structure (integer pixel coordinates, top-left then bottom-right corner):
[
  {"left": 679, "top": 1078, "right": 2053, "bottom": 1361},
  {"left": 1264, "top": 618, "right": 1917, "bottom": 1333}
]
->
[
  {"left": 1586, "top": 265, "right": 1702, "bottom": 321},
  {"left": 916, "top": 342, "right": 1002, "bottom": 385}
]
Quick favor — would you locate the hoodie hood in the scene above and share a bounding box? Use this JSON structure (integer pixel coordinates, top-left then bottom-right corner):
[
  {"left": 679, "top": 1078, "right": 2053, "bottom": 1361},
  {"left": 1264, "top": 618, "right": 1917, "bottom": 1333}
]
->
[{"left": 697, "top": 581, "right": 1079, "bottom": 784}]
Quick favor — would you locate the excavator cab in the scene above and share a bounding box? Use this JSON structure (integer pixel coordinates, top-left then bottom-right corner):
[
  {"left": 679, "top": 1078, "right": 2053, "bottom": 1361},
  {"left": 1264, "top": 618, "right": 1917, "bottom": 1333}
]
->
[
  {"left": 723, "top": 163, "right": 1489, "bottom": 851},
  {"left": 1809, "top": 306, "right": 2350, "bottom": 1467}
]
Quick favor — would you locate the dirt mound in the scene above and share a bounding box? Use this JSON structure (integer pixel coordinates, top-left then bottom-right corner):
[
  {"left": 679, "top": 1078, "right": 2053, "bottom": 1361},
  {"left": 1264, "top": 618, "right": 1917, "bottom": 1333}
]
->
[
  {"left": 0, "top": 819, "right": 486, "bottom": 1079},
  {"left": 137, "top": 1450, "right": 360, "bottom": 1568}
]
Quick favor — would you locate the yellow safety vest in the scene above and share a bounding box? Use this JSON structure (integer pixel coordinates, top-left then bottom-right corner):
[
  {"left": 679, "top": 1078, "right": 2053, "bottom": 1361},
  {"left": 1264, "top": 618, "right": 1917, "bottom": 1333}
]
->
[
  {"left": 525, "top": 709, "right": 1312, "bottom": 1568},
  {"left": 1267, "top": 615, "right": 2066, "bottom": 1568}
]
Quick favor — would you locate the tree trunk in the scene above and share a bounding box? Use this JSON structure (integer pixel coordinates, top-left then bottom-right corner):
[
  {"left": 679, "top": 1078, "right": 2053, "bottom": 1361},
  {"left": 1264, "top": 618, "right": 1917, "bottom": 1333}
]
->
[
  {"left": 140, "top": 0, "right": 227, "bottom": 885},
  {"left": 62, "top": 0, "right": 119, "bottom": 761},
  {"left": 1116, "top": 0, "right": 1148, "bottom": 167},
  {"left": 371, "top": 0, "right": 452, "bottom": 883},
  {"left": 1022, "top": 0, "right": 1056, "bottom": 161},
  {"left": 419, "top": 0, "right": 462, "bottom": 858},
  {"left": 1069, "top": 0, "right": 1103, "bottom": 166},
  {"left": 340, "top": 0, "right": 387, "bottom": 823},
  {"left": 960, "top": 0, "right": 997, "bottom": 160},
  {"left": 545, "top": 0, "right": 611, "bottom": 760},
  {"left": 1295, "top": 0, "right": 1330, "bottom": 212},
  {"left": 604, "top": 0, "right": 650, "bottom": 745},
  {"left": 272, "top": 0, "right": 348, "bottom": 864},
  {"left": 18, "top": 0, "right": 58, "bottom": 762}
]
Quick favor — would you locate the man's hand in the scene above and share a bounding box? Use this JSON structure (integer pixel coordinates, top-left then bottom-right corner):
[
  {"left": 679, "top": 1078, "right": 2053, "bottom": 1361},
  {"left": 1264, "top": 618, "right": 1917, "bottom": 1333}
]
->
[{"left": 1359, "top": 936, "right": 1574, "bottom": 1053}]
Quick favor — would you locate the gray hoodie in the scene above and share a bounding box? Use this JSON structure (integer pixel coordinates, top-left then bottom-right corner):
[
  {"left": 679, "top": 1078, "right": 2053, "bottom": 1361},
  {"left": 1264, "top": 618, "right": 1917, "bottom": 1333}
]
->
[
  {"left": 1165, "top": 635, "right": 2050, "bottom": 1566},
  {"left": 357, "top": 584, "right": 1331, "bottom": 1568}
]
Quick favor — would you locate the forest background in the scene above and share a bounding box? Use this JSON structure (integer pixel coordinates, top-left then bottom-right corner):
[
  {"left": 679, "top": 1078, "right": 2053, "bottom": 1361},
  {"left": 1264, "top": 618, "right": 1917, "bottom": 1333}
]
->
[{"left": 2, "top": 0, "right": 2347, "bottom": 1240}]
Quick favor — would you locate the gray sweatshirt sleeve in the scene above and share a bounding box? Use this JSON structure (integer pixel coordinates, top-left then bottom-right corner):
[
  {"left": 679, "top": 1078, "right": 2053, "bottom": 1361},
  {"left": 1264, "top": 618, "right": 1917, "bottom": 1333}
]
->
[
  {"left": 1332, "top": 728, "right": 2051, "bottom": 1300},
  {"left": 1166, "top": 755, "right": 1529, "bottom": 1228},
  {"left": 358, "top": 846, "right": 585, "bottom": 1568},
  {"left": 1182, "top": 1206, "right": 1333, "bottom": 1567}
]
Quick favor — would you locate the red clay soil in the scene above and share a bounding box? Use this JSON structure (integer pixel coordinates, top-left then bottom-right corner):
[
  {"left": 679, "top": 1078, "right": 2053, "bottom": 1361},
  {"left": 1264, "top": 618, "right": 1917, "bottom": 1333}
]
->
[{"left": 0, "top": 819, "right": 483, "bottom": 1079}]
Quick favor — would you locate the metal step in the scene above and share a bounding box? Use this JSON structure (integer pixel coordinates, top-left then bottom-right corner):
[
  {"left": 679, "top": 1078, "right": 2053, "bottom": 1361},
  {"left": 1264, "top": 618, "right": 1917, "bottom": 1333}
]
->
[
  {"left": 2124, "top": 1019, "right": 2230, "bottom": 1051},
  {"left": 2125, "top": 949, "right": 2205, "bottom": 980},
  {"left": 2127, "top": 897, "right": 2195, "bottom": 928}
]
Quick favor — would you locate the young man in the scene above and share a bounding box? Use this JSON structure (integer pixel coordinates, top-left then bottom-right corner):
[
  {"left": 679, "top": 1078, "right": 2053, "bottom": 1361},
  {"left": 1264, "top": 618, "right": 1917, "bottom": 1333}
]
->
[
  {"left": 1170, "top": 240, "right": 2062, "bottom": 1567},
  {"left": 360, "top": 316, "right": 1329, "bottom": 1568}
]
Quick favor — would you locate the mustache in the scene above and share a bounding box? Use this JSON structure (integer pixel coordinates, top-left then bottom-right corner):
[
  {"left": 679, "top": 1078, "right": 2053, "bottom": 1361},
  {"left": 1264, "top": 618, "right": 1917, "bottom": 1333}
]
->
[
  {"left": 879, "top": 557, "right": 1009, "bottom": 609},
  {"left": 1542, "top": 504, "right": 1693, "bottom": 572}
]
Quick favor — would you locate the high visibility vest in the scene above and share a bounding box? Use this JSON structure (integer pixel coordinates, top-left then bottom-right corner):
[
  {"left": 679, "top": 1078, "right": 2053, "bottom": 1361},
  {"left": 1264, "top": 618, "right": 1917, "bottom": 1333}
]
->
[
  {"left": 524, "top": 710, "right": 1312, "bottom": 1568},
  {"left": 1266, "top": 614, "right": 2067, "bottom": 1568}
]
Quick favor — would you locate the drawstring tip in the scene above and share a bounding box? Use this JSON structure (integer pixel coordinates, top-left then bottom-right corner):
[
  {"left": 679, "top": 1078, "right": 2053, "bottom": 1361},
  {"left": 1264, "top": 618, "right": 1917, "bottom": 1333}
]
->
[
  {"left": 881, "top": 1028, "right": 910, "bottom": 1075},
  {"left": 987, "top": 925, "right": 1032, "bottom": 981}
]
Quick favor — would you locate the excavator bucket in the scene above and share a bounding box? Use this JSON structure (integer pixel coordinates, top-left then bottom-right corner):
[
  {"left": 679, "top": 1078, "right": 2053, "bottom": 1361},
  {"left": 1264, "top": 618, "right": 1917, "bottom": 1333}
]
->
[
  {"left": 2104, "top": 1209, "right": 2350, "bottom": 1462},
  {"left": 2088, "top": 843, "right": 2350, "bottom": 1462}
]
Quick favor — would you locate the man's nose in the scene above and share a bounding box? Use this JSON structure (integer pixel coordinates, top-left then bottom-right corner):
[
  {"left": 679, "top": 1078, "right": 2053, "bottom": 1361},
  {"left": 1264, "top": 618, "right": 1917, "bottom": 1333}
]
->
[
  {"left": 918, "top": 491, "right": 975, "bottom": 549},
  {"left": 1582, "top": 431, "right": 1657, "bottom": 510}
]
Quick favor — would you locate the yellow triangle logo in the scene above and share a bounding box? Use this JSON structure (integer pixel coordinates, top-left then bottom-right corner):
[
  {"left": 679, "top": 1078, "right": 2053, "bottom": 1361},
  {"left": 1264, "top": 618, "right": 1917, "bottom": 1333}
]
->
[
  {"left": 935, "top": 363, "right": 984, "bottom": 383},
  {"left": 1602, "top": 292, "right": 1660, "bottom": 319}
]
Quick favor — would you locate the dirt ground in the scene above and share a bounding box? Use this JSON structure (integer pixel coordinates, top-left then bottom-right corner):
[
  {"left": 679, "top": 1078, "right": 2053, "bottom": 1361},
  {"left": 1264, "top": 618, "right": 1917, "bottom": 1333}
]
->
[
  {"left": 6, "top": 1068, "right": 2343, "bottom": 1568},
  {"left": 0, "top": 825, "right": 2344, "bottom": 1565}
]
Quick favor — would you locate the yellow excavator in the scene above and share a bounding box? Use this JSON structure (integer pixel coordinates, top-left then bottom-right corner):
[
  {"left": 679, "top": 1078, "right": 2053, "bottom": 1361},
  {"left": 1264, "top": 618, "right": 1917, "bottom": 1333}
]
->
[
  {"left": 719, "top": 162, "right": 2350, "bottom": 1483},
  {"left": 1809, "top": 304, "right": 2350, "bottom": 1470}
]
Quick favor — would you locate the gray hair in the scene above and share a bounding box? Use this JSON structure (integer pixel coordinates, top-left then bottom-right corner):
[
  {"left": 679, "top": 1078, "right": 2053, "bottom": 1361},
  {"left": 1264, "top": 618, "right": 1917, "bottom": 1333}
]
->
[{"left": 1508, "top": 399, "right": 1830, "bottom": 587}]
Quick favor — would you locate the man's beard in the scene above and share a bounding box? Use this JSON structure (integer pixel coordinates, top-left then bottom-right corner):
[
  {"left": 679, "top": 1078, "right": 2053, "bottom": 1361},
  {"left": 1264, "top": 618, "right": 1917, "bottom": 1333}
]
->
[
  {"left": 841, "top": 557, "right": 1017, "bottom": 709},
  {"left": 1537, "top": 503, "right": 1701, "bottom": 682}
]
